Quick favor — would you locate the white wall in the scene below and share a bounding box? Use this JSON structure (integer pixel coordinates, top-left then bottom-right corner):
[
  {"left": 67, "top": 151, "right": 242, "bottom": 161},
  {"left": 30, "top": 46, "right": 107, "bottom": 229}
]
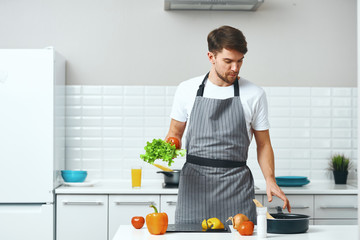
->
[{"left": 0, "top": 0, "right": 356, "bottom": 86}]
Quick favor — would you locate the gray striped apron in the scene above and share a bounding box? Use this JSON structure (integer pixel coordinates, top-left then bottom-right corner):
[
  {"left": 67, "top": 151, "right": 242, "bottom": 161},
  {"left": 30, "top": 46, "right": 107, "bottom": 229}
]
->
[{"left": 175, "top": 73, "right": 256, "bottom": 225}]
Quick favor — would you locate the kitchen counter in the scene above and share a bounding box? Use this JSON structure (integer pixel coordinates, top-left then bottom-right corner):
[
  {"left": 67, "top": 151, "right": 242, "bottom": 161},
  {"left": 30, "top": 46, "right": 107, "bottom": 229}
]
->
[
  {"left": 112, "top": 225, "right": 358, "bottom": 240},
  {"left": 55, "top": 179, "right": 358, "bottom": 195},
  {"left": 56, "top": 180, "right": 179, "bottom": 194}
]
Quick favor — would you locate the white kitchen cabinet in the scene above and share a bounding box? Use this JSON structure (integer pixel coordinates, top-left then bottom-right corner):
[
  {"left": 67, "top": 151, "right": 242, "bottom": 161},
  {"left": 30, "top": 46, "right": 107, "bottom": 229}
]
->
[
  {"left": 264, "top": 194, "right": 313, "bottom": 218},
  {"left": 314, "top": 194, "right": 358, "bottom": 225},
  {"left": 55, "top": 190, "right": 358, "bottom": 240},
  {"left": 109, "top": 195, "right": 160, "bottom": 240},
  {"left": 56, "top": 195, "right": 108, "bottom": 240},
  {"left": 161, "top": 195, "right": 178, "bottom": 224}
]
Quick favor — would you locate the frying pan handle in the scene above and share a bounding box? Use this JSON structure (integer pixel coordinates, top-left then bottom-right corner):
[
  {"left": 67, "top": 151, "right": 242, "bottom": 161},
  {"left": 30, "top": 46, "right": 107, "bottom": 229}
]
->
[{"left": 276, "top": 206, "right": 284, "bottom": 214}]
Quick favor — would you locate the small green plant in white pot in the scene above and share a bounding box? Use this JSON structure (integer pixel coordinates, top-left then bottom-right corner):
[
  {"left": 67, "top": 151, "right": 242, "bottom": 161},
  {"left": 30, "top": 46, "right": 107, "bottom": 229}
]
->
[{"left": 328, "top": 154, "right": 351, "bottom": 184}]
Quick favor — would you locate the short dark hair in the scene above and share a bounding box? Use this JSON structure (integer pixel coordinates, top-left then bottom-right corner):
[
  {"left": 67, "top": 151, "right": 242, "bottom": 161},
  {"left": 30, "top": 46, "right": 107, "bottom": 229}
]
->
[{"left": 207, "top": 26, "right": 248, "bottom": 55}]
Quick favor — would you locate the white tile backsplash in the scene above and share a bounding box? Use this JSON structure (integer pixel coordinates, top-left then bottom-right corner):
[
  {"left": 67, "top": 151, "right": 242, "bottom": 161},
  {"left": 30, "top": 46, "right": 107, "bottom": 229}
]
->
[
  {"left": 332, "top": 88, "right": 352, "bottom": 96},
  {"left": 103, "top": 86, "right": 124, "bottom": 95},
  {"left": 332, "top": 108, "right": 352, "bottom": 117},
  {"left": 291, "top": 118, "right": 311, "bottom": 128},
  {"left": 82, "top": 96, "right": 102, "bottom": 106},
  {"left": 311, "top": 97, "right": 331, "bottom": 107},
  {"left": 145, "top": 86, "right": 166, "bottom": 96},
  {"left": 81, "top": 117, "right": 102, "bottom": 126},
  {"left": 311, "top": 129, "right": 331, "bottom": 138},
  {"left": 102, "top": 117, "right": 123, "bottom": 127},
  {"left": 290, "top": 108, "right": 310, "bottom": 117},
  {"left": 82, "top": 86, "right": 103, "bottom": 95},
  {"left": 100, "top": 106, "right": 124, "bottom": 117},
  {"left": 291, "top": 97, "right": 311, "bottom": 107},
  {"left": 290, "top": 88, "right": 311, "bottom": 97},
  {"left": 311, "top": 88, "right": 331, "bottom": 96},
  {"left": 311, "top": 108, "right": 331, "bottom": 117},
  {"left": 103, "top": 96, "right": 123, "bottom": 106},
  {"left": 65, "top": 86, "right": 358, "bottom": 182}
]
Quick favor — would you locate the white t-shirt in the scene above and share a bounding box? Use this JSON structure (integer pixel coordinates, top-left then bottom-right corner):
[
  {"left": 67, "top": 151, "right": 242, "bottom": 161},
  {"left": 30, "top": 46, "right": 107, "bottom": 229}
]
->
[{"left": 170, "top": 74, "right": 270, "bottom": 141}]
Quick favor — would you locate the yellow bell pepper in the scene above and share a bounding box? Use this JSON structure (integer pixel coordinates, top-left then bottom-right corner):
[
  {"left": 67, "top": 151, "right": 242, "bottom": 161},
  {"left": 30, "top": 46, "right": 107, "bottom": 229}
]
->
[{"left": 202, "top": 217, "right": 225, "bottom": 230}]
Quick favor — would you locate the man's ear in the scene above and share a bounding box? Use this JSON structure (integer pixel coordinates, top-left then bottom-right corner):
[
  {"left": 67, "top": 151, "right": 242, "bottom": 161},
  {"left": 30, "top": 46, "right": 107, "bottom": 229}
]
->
[{"left": 207, "top": 51, "right": 216, "bottom": 64}]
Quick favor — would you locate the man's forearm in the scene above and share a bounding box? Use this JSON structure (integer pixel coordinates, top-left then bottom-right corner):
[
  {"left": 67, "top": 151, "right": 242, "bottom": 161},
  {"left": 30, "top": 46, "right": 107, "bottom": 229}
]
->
[
  {"left": 257, "top": 142, "right": 276, "bottom": 182},
  {"left": 166, "top": 119, "right": 187, "bottom": 147}
]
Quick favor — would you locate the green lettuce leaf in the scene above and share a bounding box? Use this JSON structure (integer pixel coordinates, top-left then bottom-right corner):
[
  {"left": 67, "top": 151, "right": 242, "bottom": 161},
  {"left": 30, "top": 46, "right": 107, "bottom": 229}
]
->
[{"left": 140, "top": 139, "right": 186, "bottom": 166}]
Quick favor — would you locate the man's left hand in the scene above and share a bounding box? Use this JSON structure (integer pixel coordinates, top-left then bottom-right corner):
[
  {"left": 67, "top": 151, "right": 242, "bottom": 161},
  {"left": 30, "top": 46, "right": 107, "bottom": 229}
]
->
[{"left": 265, "top": 179, "right": 291, "bottom": 213}]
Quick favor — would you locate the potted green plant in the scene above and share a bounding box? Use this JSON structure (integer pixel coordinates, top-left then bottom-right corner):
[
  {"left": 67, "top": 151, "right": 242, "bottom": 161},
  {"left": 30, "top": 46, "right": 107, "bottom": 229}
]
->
[{"left": 328, "top": 154, "right": 351, "bottom": 184}]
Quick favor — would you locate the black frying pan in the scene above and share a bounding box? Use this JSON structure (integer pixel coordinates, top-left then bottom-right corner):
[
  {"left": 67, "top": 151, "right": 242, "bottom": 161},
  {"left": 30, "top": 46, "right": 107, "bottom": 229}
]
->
[{"left": 267, "top": 206, "right": 310, "bottom": 234}]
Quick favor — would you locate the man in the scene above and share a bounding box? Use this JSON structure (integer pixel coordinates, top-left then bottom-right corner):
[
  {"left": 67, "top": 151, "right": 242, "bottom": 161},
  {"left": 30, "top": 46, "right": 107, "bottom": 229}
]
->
[{"left": 166, "top": 25, "right": 290, "bottom": 224}]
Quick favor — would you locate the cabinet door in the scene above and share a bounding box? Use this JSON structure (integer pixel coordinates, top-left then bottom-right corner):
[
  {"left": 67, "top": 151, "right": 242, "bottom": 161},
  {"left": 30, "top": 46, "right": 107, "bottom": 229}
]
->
[
  {"left": 315, "top": 195, "right": 358, "bottom": 219},
  {"left": 314, "top": 219, "right": 358, "bottom": 225},
  {"left": 109, "top": 195, "right": 160, "bottom": 240},
  {"left": 263, "top": 195, "right": 313, "bottom": 218},
  {"left": 254, "top": 194, "right": 263, "bottom": 204},
  {"left": 56, "top": 195, "right": 108, "bottom": 240},
  {"left": 161, "top": 195, "right": 178, "bottom": 224}
]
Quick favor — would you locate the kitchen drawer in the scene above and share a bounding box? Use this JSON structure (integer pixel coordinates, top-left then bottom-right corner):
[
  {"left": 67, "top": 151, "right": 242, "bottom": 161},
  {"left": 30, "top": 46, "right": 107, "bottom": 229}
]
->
[
  {"left": 57, "top": 195, "right": 108, "bottom": 240},
  {"left": 254, "top": 194, "right": 263, "bottom": 204},
  {"left": 314, "top": 219, "right": 358, "bottom": 225},
  {"left": 161, "top": 195, "right": 178, "bottom": 224},
  {"left": 109, "top": 195, "right": 160, "bottom": 240},
  {"left": 314, "top": 195, "right": 358, "bottom": 219},
  {"left": 264, "top": 195, "right": 313, "bottom": 218}
]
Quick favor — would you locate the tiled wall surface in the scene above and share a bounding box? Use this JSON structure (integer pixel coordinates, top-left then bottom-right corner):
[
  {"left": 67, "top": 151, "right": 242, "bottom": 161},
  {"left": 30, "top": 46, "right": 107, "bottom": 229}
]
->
[{"left": 65, "top": 86, "right": 358, "bottom": 182}]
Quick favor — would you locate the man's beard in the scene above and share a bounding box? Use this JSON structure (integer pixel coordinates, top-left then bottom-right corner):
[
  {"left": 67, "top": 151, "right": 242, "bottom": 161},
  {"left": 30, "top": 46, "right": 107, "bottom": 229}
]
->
[{"left": 215, "top": 68, "right": 238, "bottom": 85}]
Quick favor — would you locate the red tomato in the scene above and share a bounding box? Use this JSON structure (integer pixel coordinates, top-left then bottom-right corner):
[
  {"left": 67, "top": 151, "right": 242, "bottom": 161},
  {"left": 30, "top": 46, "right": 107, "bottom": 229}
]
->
[
  {"left": 131, "top": 216, "right": 145, "bottom": 229},
  {"left": 167, "top": 137, "right": 180, "bottom": 149},
  {"left": 238, "top": 221, "right": 254, "bottom": 236}
]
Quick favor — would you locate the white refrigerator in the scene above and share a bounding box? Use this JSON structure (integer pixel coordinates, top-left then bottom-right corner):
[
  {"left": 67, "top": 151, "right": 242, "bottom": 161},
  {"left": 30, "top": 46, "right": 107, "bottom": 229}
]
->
[{"left": 0, "top": 48, "right": 65, "bottom": 240}]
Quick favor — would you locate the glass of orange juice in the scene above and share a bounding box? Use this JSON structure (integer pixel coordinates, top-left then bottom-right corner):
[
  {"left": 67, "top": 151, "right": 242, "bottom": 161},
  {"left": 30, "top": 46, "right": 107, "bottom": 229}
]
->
[{"left": 131, "top": 166, "right": 142, "bottom": 188}]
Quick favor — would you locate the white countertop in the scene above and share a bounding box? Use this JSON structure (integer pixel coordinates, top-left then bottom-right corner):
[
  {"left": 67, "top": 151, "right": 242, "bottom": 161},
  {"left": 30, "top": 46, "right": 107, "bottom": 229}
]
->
[
  {"left": 112, "top": 225, "right": 358, "bottom": 240},
  {"left": 55, "top": 179, "right": 358, "bottom": 195},
  {"left": 56, "top": 180, "right": 179, "bottom": 194}
]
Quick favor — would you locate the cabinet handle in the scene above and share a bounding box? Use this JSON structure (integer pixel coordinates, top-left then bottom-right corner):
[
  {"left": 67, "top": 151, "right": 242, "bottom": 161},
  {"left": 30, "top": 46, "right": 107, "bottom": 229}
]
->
[
  {"left": 269, "top": 206, "right": 310, "bottom": 209},
  {"left": 62, "top": 201, "right": 104, "bottom": 206},
  {"left": 320, "top": 205, "right": 358, "bottom": 209},
  {"left": 166, "top": 201, "right": 177, "bottom": 205},
  {"left": 114, "top": 201, "right": 155, "bottom": 206}
]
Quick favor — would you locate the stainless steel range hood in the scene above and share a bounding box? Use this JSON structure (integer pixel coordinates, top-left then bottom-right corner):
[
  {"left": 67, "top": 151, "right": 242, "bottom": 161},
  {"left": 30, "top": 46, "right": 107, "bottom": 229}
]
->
[{"left": 164, "top": 0, "right": 264, "bottom": 11}]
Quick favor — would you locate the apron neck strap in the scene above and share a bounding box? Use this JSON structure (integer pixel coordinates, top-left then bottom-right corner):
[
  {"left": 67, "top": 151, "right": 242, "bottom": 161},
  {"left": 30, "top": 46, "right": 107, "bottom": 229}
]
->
[
  {"left": 196, "top": 72, "right": 239, "bottom": 97},
  {"left": 234, "top": 78, "right": 239, "bottom": 96},
  {"left": 196, "top": 73, "right": 209, "bottom": 96}
]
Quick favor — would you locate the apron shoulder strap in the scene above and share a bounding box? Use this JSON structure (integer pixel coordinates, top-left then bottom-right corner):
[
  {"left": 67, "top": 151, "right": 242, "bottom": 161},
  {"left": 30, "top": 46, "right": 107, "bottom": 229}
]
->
[
  {"left": 196, "top": 72, "right": 240, "bottom": 97},
  {"left": 196, "top": 72, "right": 209, "bottom": 97},
  {"left": 234, "top": 77, "right": 239, "bottom": 96}
]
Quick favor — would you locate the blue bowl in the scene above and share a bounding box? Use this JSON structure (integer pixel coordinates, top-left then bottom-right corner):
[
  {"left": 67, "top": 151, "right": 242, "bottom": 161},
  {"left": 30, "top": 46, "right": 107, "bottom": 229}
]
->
[{"left": 61, "top": 170, "right": 87, "bottom": 183}]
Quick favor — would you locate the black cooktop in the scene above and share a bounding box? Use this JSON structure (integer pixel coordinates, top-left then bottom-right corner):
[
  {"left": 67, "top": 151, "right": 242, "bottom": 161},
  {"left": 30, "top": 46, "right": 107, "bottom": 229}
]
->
[
  {"left": 162, "top": 183, "right": 178, "bottom": 188},
  {"left": 166, "top": 224, "right": 231, "bottom": 233}
]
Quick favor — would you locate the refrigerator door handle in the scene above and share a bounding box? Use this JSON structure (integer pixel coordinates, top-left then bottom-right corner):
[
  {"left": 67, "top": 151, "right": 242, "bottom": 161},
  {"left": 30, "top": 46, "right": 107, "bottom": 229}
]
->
[{"left": 62, "top": 200, "right": 104, "bottom": 206}]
